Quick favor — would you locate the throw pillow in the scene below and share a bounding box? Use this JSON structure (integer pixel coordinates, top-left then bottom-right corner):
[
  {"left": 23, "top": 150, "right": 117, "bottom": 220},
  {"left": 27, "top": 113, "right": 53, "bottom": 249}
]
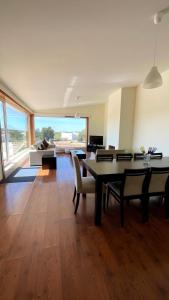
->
[
  {"left": 42, "top": 138, "right": 49, "bottom": 148},
  {"left": 38, "top": 143, "right": 45, "bottom": 150}
]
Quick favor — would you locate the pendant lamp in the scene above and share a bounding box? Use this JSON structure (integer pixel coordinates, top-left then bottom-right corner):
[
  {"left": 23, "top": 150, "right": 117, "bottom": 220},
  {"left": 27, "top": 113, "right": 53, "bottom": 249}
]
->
[{"left": 143, "top": 7, "right": 169, "bottom": 89}]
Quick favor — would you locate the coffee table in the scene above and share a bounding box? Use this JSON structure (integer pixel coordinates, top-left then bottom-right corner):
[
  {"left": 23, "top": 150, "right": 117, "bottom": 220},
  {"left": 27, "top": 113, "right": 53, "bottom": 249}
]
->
[{"left": 70, "top": 149, "right": 86, "bottom": 159}]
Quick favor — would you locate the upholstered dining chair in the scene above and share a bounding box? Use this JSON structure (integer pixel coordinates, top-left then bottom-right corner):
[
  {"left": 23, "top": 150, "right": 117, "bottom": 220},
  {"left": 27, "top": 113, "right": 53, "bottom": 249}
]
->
[
  {"left": 106, "top": 168, "right": 149, "bottom": 227},
  {"left": 150, "top": 152, "right": 163, "bottom": 159},
  {"left": 147, "top": 167, "right": 169, "bottom": 218},
  {"left": 116, "top": 153, "right": 133, "bottom": 161},
  {"left": 108, "top": 145, "right": 115, "bottom": 150},
  {"left": 96, "top": 149, "right": 114, "bottom": 161},
  {"left": 72, "top": 154, "right": 95, "bottom": 214},
  {"left": 134, "top": 153, "right": 144, "bottom": 160},
  {"left": 95, "top": 149, "right": 114, "bottom": 211}
]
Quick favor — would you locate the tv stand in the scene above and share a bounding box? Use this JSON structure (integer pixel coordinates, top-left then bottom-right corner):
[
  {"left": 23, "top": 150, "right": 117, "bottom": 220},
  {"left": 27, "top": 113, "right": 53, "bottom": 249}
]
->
[{"left": 87, "top": 144, "right": 105, "bottom": 153}]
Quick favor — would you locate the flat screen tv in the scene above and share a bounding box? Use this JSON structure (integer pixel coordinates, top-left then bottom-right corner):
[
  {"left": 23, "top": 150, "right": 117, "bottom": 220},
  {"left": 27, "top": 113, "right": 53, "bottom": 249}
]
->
[{"left": 89, "top": 135, "right": 103, "bottom": 145}]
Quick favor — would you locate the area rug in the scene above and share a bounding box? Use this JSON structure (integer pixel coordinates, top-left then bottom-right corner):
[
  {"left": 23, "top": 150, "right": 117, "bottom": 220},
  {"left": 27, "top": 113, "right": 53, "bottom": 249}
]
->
[{"left": 1, "top": 167, "right": 40, "bottom": 183}]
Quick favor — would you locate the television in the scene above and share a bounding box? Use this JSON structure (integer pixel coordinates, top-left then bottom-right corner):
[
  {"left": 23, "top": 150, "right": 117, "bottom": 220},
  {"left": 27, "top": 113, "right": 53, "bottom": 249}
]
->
[{"left": 89, "top": 135, "right": 103, "bottom": 145}]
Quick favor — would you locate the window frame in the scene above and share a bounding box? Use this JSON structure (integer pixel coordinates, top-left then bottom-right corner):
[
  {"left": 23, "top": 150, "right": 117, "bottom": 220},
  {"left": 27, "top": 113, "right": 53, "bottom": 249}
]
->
[
  {"left": 0, "top": 92, "right": 31, "bottom": 165},
  {"left": 34, "top": 115, "right": 89, "bottom": 146}
]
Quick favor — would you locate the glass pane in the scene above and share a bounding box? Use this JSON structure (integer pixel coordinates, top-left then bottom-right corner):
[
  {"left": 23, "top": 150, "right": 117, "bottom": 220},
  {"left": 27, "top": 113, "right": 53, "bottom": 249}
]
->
[
  {"left": 0, "top": 101, "right": 7, "bottom": 163},
  {"left": 34, "top": 116, "right": 87, "bottom": 148},
  {"left": 6, "top": 103, "right": 28, "bottom": 158}
]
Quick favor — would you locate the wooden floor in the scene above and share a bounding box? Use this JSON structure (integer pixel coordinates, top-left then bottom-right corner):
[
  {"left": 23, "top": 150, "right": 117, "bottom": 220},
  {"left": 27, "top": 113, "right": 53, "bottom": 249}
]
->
[{"left": 1, "top": 155, "right": 169, "bottom": 299}]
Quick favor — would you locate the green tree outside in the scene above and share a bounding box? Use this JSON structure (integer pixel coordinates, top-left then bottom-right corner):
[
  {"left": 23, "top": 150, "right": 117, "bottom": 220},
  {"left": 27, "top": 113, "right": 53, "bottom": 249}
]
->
[
  {"left": 54, "top": 132, "right": 61, "bottom": 141},
  {"left": 41, "top": 127, "right": 54, "bottom": 140},
  {"left": 77, "top": 129, "right": 86, "bottom": 142},
  {"left": 35, "top": 128, "right": 42, "bottom": 141}
]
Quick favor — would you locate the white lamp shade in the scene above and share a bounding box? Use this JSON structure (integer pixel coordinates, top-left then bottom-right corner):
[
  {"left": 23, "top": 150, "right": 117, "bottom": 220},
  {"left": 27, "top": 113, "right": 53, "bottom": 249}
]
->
[{"left": 143, "top": 66, "right": 163, "bottom": 89}]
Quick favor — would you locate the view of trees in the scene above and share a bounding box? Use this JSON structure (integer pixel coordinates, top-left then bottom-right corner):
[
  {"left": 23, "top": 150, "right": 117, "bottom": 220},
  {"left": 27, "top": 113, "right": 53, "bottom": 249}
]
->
[
  {"left": 54, "top": 132, "right": 61, "bottom": 141},
  {"left": 35, "top": 127, "right": 86, "bottom": 142},
  {"left": 35, "top": 127, "right": 55, "bottom": 141},
  {"left": 77, "top": 129, "right": 85, "bottom": 142}
]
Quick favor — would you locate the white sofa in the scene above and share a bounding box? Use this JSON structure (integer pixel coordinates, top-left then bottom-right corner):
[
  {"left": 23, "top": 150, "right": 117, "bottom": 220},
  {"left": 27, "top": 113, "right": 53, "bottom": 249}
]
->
[
  {"left": 29, "top": 149, "right": 55, "bottom": 166},
  {"left": 29, "top": 141, "right": 56, "bottom": 166}
]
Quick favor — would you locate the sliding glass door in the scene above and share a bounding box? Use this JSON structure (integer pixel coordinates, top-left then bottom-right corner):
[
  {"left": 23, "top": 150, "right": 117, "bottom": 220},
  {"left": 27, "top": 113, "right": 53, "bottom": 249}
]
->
[
  {"left": 6, "top": 103, "right": 28, "bottom": 158},
  {"left": 0, "top": 100, "right": 7, "bottom": 164},
  {"left": 0, "top": 100, "right": 29, "bottom": 165}
]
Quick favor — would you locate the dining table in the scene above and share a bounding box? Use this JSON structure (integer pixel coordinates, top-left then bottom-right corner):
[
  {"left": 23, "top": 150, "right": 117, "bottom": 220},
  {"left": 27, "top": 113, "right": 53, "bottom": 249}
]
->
[{"left": 82, "top": 157, "right": 169, "bottom": 226}]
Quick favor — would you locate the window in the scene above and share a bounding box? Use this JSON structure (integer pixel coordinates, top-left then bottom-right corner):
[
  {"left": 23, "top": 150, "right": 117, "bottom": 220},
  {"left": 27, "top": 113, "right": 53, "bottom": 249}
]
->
[
  {"left": 0, "top": 101, "right": 7, "bottom": 163},
  {"left": 6, "top": 103, "right": 28, "bottom": 158},
  {"left": 0, "top": 100, "right": 29, "bottom": 165},
  {"left": 35, "top": 116, "right": 87, "bottom": 147}
]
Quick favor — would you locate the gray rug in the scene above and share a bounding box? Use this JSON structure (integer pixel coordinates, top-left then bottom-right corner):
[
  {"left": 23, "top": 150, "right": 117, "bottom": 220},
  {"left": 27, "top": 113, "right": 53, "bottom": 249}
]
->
[{"left": 1, "top": 167, "right": 40, "bottom": 183}]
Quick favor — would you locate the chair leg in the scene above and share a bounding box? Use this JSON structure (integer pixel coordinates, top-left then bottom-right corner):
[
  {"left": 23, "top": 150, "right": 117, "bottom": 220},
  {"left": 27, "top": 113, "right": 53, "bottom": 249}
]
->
[
  {"left": 164, "top": 194, "right": 169, "bottom": 219},
  {"left": 103, "top": 192, "right": 106, "bottom": 213},
  {"left": 72, "top": 187, "right": 76, "bottom": 203},
  {"left": 74, "top": 193, "right": 80, "bottom": 214},
  {"left": 120, "top": 200, "right": 124, "bottom": 227},
  {"left": 142, "top": 197, "right": 149, "bottom": 223},
  {"left": 158, "top": 195, "right": 163, "bottom": 206},
  {"left": 107, "top": 187, "right": 110, "bottom": 209}
]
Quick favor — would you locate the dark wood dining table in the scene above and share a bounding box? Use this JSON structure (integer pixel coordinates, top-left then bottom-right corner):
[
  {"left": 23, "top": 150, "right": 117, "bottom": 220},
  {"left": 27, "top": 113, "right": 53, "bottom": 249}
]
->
[{"left": 82, "top": 157, "right": 169, "bottom": 226}]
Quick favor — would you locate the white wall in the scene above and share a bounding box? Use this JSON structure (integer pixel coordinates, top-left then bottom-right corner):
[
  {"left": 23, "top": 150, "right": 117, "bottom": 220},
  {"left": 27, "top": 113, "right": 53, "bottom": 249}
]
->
[
  {"left": 37, "top": 103, "right": 106, "bottom": 144},
  {"left": 105, "top": 87, "right": 136, "bottom": 150},
  {"left": 119, "top": 87, "right": 136, "bottom": 150},
  {"left": 132, "top": 69, "right": 169, "bottom": 156},
  {"left": 105, "top": 89, "right": 121, "bottom": 148}
]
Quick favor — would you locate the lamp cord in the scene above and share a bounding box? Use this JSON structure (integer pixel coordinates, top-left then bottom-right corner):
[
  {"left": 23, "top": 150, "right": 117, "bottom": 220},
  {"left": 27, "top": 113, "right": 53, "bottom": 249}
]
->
[{"left": 153, "top": 25, "right": 158, "bottom": 66}]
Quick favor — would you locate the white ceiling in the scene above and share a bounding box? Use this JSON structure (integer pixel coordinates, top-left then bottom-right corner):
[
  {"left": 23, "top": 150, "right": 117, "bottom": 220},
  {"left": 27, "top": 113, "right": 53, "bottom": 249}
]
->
[{"left": 0, "top": 0, "right": 169, "bottom": 112}]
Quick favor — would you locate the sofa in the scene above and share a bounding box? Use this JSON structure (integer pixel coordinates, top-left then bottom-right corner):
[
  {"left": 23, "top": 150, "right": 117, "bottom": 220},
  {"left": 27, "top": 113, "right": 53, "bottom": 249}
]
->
[{"left": 29, "top": 140, "right": 56, "bottom": 166}]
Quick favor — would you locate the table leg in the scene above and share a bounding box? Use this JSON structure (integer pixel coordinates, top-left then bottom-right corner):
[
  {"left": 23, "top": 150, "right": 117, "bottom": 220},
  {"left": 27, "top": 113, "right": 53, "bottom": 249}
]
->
[
  {"left": 95, "top": 177, "right": 102, "bottom": 226},
  {"left": 165, "top": 192, "right": 169, "bottom": 218},
  {"left": 142, "top": 196, "right": 149, "bottom": 223},
  {"left": 82, "top": 164, "right": 87, "bottom": 197},
  {"left": 82, "top": 164, "right": 87, "bottom": 177}
]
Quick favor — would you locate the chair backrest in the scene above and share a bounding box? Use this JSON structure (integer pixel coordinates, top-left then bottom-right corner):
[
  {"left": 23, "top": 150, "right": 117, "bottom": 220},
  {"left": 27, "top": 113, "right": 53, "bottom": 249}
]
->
[
  {"left": 96, "top": 149, "right": 124, "bottom": 159},
  {"left": 122, "top": 168, "right": 149, "bottom": 197},
  {"left": 96, "top": 149, "right": 114, "bottom": 161},
  {"left": 148, "top": 167, "right": 169, "bottom": 194},
  {"left": 134, "top": 153, "right": 144, "bottom": 160},
  {"left": 89, "top": 152, "right": 96, "bottom": 160},
  {"left": 72, "top": 154, "right": 82, "bottom": 192},
  {"left": 108, "top": 145, "right": 115, "bottom": 150},
  {"left": 150, "top": 152, "right": 163, "bottom": 159},
  {"left": 116, "top": 153, "right": 133, "bottom": 161}
]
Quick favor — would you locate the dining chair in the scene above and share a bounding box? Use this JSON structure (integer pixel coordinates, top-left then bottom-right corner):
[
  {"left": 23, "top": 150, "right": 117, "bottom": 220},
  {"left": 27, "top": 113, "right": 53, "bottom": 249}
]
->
[
  {"left": 116, "top": 153, "right": 133, "bottom": 161},
  {"left": 134, "top": 153, "right": 144, "bottom": 160},
  {"left": 150, "top": 152, "right": 163, "bottom": 159},
  {"left": 72, "top": 154, "right": 95, "bottom": 214},
  {"left": 96, "top": 149, "right": 114, "bottom": 161},
  {"left": 147, "top": 167, "right": 169, "bottom": 218},
  {"left": 95, "top": 149, "right": 114, "bottom": 210},
  {"left": 108, "top": 145, "right": 115, "bottom": 150},
  {"left": 106, "top": 168, "right": 149, "bottom": 227}
]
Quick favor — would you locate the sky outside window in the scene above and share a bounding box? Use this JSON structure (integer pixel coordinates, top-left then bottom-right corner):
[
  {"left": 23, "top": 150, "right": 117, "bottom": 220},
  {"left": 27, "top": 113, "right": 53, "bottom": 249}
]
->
[{"left": 6, "top": 104, "right": 27, "bottom": 131}]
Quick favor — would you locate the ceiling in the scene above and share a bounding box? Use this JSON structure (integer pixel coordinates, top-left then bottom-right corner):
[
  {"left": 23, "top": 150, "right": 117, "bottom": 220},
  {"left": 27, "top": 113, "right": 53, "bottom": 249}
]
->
[{"left": 0, "top": 0, "right": 169, "bottom": 112}]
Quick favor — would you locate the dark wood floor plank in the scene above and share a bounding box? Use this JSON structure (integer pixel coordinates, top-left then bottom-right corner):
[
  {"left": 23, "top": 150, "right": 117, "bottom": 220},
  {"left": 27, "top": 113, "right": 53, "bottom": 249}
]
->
[{"left": 0, "top": 258, "right": 22, "bottom": 300}]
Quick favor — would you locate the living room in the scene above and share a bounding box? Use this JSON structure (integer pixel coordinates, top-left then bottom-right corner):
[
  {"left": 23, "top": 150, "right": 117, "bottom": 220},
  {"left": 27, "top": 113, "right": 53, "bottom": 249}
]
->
[{"left": 1, "top": 1, "right": 169, "bottom": 299}]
